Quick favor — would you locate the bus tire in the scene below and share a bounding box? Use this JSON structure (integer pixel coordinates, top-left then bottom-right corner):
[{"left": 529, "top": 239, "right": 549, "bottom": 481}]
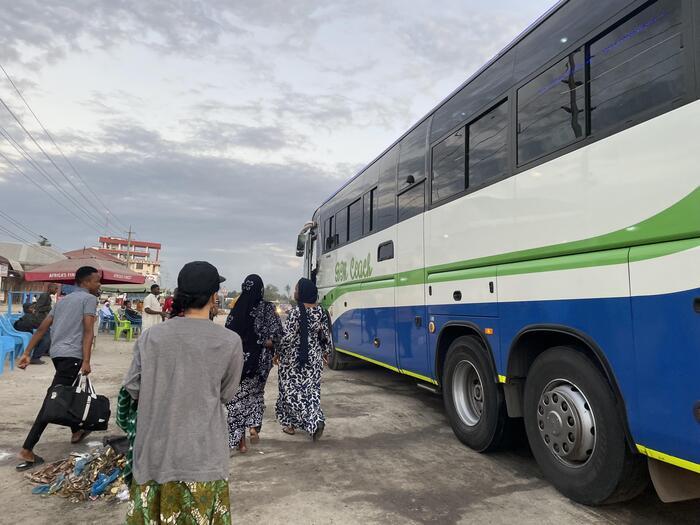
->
[
  {"left": 443, "top": 336, "right": 507, "bottom": 452},
  {"left": 328, "top": 347, "right": 348, "bottom": 370},
  {"left": 523, "top": 347, "right": 648, "bottom": 505}
]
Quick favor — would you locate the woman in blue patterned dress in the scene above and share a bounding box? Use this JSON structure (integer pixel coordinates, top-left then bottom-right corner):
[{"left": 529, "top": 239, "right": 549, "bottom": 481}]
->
[
  {"left": 225, "top": 274, "right": 283, "bottom": 453},
  {"left": 275, "top": 278, "right": 333, "bottom": 440}
]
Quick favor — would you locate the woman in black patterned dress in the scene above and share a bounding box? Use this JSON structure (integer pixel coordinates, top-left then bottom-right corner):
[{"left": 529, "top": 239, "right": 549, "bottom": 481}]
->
[
  {"left": 225, "top": 274, "right": 282, "bottom": 453},
  {"left": 275, "top": 278, "right": 333, "bottom": 440}
]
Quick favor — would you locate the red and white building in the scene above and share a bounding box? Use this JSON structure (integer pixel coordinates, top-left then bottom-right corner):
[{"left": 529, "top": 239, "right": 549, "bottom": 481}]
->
[{"left": 97, "top": 236, "right": 161, "bottom": 283}]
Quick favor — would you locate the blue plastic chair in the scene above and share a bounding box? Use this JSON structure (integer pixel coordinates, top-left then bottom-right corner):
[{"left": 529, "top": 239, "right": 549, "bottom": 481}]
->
[
  {"left": 125, "top": 313, "right": 142, "bottom": 335},
  {"left": 0, "top": 316, "right": 30, "bottom": 353},
  {"left": 0, "top": 335, "right": 15, "bottom": 375},
  {"left": 98, "top": 310, "right": 114, "bottom": 333}
]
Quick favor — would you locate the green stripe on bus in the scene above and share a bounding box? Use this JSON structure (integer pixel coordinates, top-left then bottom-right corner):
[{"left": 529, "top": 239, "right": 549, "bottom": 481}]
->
[{"left": 321, "top": 188, "right": 700, "bottom": 307}]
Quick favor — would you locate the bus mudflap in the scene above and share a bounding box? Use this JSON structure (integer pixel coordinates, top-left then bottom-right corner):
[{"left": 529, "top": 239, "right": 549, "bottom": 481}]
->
[{"left": 648, "top": 458, "right": 700, "bottom": 503}]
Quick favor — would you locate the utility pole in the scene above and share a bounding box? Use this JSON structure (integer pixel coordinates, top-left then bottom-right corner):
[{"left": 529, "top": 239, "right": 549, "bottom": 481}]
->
[{"left": 126, "top": 226, "right": 134, "bottom": 269}]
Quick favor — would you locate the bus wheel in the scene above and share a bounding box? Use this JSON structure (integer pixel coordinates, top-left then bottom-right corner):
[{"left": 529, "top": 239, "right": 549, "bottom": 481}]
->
[
  {"left": 328, "top": 347, "right": 348, "bottom": 370},
  {"left": 523, "top": 347, "right": 647, "bottom": 505},
  {"left": 443, "top": 336, "right": 507, "bottom": 452}
]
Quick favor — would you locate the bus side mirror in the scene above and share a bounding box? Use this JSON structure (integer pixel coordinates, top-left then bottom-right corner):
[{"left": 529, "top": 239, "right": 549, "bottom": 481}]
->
[{"left": 296, "top": 234, "right": 306, "bottom": 257}]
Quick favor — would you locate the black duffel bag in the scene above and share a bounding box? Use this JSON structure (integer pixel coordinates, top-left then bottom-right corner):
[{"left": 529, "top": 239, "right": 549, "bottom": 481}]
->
[{"left": 43, "top": 374, "right": 111, "bottom": 431}]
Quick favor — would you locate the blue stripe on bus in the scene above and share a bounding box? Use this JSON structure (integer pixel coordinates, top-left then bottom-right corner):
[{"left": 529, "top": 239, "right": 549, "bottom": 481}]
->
[{"left": 330, "top": 286, "right": 700, "bottom": 467}]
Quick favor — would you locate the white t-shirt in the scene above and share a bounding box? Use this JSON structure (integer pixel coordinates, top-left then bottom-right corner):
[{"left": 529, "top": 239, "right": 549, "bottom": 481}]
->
[{"left": 142, "top": 293, "right": 162, "bottom": 330}]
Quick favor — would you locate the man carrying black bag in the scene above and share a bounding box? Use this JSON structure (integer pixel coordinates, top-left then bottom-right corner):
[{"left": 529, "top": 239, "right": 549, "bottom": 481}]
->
[{"left": 15, "top": 266, "right": 101, "bottom": 471}]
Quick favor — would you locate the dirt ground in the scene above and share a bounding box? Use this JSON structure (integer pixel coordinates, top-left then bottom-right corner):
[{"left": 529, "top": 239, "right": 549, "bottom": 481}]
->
[{"left": 1, "top": 332, "right": 699, "bottom": 524}]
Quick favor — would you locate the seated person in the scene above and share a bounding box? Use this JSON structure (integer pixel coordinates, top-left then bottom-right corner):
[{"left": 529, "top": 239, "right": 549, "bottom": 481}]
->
[
  {"left": 13, "top": 303, "right": 50, "bottom": 364},
  {"left": 123, "top": 300, "right": 143, "bottom": 331},
  {"left": 14, "top": 303, "right": 41, "bottom": 333},
  {"left": 123, "top": 300, "right": 142, "bottom": 321},
  {"left": 99, "top": 301, "right": 114, "bottom": 332}
]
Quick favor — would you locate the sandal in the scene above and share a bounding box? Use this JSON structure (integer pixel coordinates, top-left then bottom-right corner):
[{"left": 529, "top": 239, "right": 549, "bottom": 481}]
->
[
  {"left": 71, "top": 430, "right": 91, "bottom": 444},
  {"left": 16, "top": 454, "right": 45, "bottom": 471},
  {"left": 313, "top": 422, "right": 325, "bottom": 442},
  {"left": 282, "top": 427, "right": 296, "bottom": 435},
  {"left": 249, "top": 428, "right": 260, "bottom": 444}
]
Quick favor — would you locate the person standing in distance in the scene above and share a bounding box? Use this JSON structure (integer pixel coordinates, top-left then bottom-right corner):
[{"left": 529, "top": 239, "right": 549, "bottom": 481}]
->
[
  {"left": 142, "top": 284, "right": 165, "bottom": 331},
  {"left": 15, "top": 266, "right": 101, "bottom": 471}
]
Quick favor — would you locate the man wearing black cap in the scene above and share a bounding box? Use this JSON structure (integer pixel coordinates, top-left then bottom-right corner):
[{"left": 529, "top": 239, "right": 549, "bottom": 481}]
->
[{"left": 122, "top": 261, "right": 243, "bottom": 520}]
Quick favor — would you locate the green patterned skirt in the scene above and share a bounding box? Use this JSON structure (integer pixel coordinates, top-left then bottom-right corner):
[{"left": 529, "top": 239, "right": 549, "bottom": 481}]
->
[{"left": 126, "top": 479, "right": 231, "bottom": 525}]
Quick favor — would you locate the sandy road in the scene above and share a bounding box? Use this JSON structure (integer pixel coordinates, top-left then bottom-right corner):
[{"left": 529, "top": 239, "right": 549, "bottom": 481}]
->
[{"left": 0, "top": 333, "right": 698, "bottom": 524}]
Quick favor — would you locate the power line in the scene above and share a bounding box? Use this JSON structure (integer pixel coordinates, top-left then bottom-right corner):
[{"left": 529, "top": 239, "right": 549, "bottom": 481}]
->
[
  {"left": 0, "top": 209, "right": 42, "bottom": 240},
  {"left": 0, "top": 221, "right": 62, "bottom": 260},
  {"left": 0, "top": 62, "right": 132, "bottom": 232},
  {"left": 0, "top": 208, "right": 65, "bottom": 253},
  {"left": 0, "top": 126, "right": 110, "bottom": 232},
  {"left": 0, "top": 95, "right": 118, "bottom": 233},
  {"left": 0, "top": 148, "right": 105, "bottom": 235}
]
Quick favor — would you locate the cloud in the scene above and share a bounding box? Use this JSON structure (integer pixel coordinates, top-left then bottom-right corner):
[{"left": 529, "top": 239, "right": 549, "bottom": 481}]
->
[
  {"left": 182, "top": 119, "right": 304, "bottom": 152},
  {"left": 0, "top": 0, "right": 557, "bottom": 289},
  {"left": 0, "top": 1, "right": 246, "bottom": 67}
]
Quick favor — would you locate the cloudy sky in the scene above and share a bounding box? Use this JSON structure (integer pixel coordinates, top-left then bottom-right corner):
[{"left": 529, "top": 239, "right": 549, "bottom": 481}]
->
[{"left": 0, "top": 0, "right": 554, "bottom": 290}]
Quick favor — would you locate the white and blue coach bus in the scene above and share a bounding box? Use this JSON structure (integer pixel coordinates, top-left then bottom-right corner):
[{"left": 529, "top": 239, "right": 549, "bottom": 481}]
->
[{"left": 295, "top": 0, "right": 699, "bottom": 505}]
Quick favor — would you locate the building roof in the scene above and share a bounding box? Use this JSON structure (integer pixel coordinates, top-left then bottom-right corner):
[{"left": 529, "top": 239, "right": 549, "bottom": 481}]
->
[
  {"left": 99, "top": 236, "right": 161, "bottom": 249},
  {"left": 0, "top": 242, "right": 66, "bottom": 272},
  {"left": 64, "top": 247, "right": 126, "bottom": 265}
]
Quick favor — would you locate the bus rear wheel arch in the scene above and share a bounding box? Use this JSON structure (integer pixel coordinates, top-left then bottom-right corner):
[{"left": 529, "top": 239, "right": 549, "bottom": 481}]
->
[
  {"left": 523, "top": 347, "right": 648, "bottom": 505},
  {"left": 442, "top": 335, "right": 507, "bottom": 452},
  {"left": 505, "top": 328, "right": 634, "bottom": 445}
]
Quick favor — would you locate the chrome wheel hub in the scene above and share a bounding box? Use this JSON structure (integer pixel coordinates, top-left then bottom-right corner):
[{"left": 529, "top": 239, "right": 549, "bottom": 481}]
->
[
  {"left": 537, "top": 380, "right": 596, "bottom": 468},
  {"left": 453, "top": 360, "right": 484, "bottom": 427}
]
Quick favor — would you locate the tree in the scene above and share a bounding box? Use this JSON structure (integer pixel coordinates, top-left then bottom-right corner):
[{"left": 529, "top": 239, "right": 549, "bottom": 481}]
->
[
  {"left": 264, "top": 284, "right": 281, "bottom": 302},
  {"left": 284, "top": 284, "right": 291, "bottom": 301}
]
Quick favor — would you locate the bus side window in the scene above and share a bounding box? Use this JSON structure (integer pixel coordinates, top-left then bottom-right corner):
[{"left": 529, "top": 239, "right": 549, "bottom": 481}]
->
[
  {"left": 517, "top": 48, "right": 585, "bottom": 166},
  {"left": 376, "top": 146, "right": 398, "bottom": 231},
  {"left": 469, "top": 100, "right": 509, "bottom": 189},
  {"left": 431, "top": 126, "right": 466, "bottom": 203},
  {"left": 363, "top": 188, "right": 377, "bottom": 235},
  {"left": 324, "top": 216, "right": 335, "bottom": 251},
  {"left": 348, "top": 199, "right": 363, "bottom": 242},
  {"left": 589, "top": 0, "right": 684, "bottom": 134},
  {"left": 336, "top": 208, "right": 348, "bottom": 246}
]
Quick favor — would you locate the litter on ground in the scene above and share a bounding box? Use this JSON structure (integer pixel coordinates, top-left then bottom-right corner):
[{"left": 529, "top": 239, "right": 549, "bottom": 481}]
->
[{"left": 26, "top": 445, "right": 128, "bottom": 503}]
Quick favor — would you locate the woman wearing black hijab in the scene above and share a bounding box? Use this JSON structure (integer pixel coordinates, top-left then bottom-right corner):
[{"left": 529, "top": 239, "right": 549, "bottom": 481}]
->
[
  {"left": 225, "top": 274, "right": 283, "bottom": 453},
  {"left": 275, "top": 278, "right": 333, "bottom": 440}
]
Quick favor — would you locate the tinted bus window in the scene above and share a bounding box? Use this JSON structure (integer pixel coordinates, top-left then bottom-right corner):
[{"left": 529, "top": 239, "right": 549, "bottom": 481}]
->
[
  {"left": 517, "top": 49, "right": 585, "bottom": 165},
  {"left": 324, "top": 215, "right": 335, "bottom": 251},
  {"left": 513, "top": 0, "right": 632, "bottom": 81},
  {"left": 589, "top": 0, "right": 684, "bottom": 133},
  {"left": 336, "top": 207, "right": 348, "bottom": 246},
  {"left": 431, "top": 50, "right": 515, "bottom": 143},
  {"left": 348, "top": 199, "right": 363, "bottom": 242},
  {"left": 398, "top": 181, "right": 425, "bottom": 222},
  {"left": 363, "top": 188, "right": 376, "bottom": 234},
  {"left": 469, "top": 100, "right": 509, "bottom": 189},
  {"left": 376, "top": 147, "right": 398, "bottom": 230},
  {"left": 398, "top": 120, "right": 429, "bottom": 191},
  {"left": 431, "top": 126, "right": 466, "bottom": 202}
]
